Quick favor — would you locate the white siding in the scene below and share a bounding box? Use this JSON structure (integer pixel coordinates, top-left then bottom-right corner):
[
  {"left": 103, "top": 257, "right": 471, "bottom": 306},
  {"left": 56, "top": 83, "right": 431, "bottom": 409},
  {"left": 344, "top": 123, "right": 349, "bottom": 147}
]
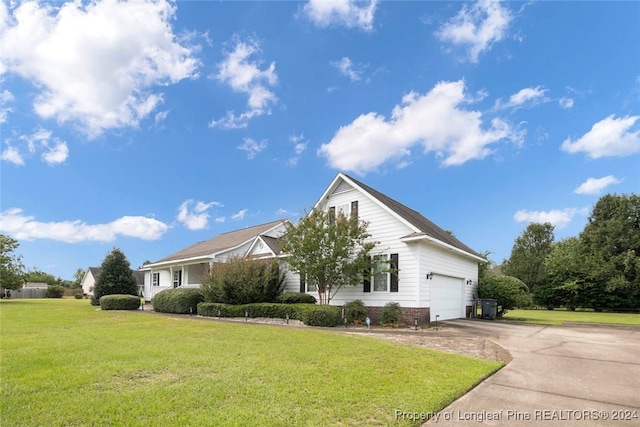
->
[
  {"left": 419, "top": 243, "right": 478, "bottom": 307},
  {"left": 81, "top": 271, "right": 96, "bottom": 296},
  {"left": 319, "top": 187, "right": 421, "bottom": 307}
]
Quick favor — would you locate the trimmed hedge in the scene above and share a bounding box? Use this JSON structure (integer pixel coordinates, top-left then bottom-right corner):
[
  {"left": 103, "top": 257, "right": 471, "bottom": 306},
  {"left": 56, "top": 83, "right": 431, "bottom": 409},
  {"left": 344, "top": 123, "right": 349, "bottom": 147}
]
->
[
  {"left": 277, "top": 293, "right": 317, "bottom": 304},
  {"left": 74, "top": 293, "right": 83, "bottom": 299},
  {"left": 152, "top": 288, "right": 204, "bottom": 314},
  {"left": 100, "top": 294, "right": 141, "bottom": 310},
  {"left": 198, "top": 302, "right": 342, "bottom": 327}
]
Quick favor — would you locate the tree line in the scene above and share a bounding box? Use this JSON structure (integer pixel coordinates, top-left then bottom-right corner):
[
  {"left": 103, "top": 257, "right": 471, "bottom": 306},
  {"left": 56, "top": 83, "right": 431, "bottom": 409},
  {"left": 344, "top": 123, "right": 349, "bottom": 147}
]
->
[{"left": 482, "top": 194, "right": 640, "bottom": 312}]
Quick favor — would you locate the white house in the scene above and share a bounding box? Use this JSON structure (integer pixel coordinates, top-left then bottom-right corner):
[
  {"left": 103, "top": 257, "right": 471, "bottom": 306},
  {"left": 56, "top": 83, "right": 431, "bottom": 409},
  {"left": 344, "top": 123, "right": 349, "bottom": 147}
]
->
[
  {"left": 140, "top": 220, "right": 296, "bottom": 301},
  {"left": 306, "top": 173, "right": 486, "bottom": 324},
  {"left": 143, "top": 173, "right": 484, "bottom": 324},
  {"left": 80, "top": 267, "right": 100, "bottom": 296}
]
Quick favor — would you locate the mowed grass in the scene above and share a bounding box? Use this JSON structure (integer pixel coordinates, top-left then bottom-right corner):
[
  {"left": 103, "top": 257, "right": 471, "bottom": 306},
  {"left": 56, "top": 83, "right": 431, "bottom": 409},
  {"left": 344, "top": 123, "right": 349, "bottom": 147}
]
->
[
  {"left": 504, "top": 309, "right": 640, "bottom": 326},
  {"left": 1, "top": 299, "right": 501, "bottom": 427}
]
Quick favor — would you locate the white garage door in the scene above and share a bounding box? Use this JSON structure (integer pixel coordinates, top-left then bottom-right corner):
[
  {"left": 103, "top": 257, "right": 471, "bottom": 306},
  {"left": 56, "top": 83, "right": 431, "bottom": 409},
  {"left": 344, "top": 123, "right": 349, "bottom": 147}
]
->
[{"left": 430, "top": 275, "right": 464, "bottom": 321}]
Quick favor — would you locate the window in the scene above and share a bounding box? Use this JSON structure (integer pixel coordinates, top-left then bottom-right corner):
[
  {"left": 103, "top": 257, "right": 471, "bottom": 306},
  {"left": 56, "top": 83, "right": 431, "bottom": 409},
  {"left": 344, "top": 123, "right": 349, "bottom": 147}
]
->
[
  {"left": 300, "top": 276, "right": 316, "bottom": 293},
  {"left": 329, "top": 200, "right": 358, "bottom": 223},
  {"left": 173, "top": 270, "right": 182, "bottom": 289},
  {"left": 152, "top": 273, "right": 160, "bottom": 287},
  {"left": 373, "top": 254, "right": 388, "bottom": 292},
  {"left": 364, "top": 253, "right": 398, "bottom": 293}
]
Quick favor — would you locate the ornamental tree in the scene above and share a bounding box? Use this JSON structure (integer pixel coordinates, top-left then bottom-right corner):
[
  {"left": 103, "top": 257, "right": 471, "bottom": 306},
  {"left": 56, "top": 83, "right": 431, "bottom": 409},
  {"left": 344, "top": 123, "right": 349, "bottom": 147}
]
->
[
  {"left": 281, "top": 209, "right": 376, "bottom": 305},
  {"left": 91, "top": 248, "right": 138, "bottom": 305}
]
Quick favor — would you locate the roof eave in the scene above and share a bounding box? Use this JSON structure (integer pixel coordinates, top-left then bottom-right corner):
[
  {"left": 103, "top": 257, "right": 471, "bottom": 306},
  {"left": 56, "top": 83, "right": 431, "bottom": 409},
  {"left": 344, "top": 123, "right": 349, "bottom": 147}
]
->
[{"left": 400, "top": 234, "right": 487, "bottom": 263}]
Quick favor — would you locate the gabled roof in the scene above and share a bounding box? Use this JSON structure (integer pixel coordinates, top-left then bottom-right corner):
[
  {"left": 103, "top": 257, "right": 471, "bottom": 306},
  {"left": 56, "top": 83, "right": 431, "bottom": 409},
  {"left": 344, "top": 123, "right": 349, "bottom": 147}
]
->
[
  {"left": 150, "top": 219, "right": 289, "bottom": 265},
  {"left": 318, "top": 173, "right": 485, "bottom": 261},
  {"left": 88, "top": 267, "right": 100, "bottom": 278}
]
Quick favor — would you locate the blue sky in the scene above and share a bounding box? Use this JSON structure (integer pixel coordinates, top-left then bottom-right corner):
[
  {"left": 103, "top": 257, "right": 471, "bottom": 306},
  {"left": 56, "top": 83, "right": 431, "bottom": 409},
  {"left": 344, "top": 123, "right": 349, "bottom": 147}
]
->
[{"left": 1, "top": 0, "right": 638, "bottom": 280}]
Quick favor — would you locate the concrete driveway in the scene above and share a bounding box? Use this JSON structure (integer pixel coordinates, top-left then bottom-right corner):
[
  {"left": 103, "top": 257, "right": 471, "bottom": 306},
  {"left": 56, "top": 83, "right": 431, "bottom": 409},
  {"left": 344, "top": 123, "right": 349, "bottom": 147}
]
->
[{"left": 425, "top": 320, "right": 640, "bottom": 426}]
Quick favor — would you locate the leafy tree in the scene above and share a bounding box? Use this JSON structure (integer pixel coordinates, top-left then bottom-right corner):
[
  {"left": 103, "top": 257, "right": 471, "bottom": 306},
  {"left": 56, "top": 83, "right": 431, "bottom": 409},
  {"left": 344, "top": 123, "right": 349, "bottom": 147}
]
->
[
  {"left": 92, "top": 248, "right": 137, "bottom": 305},
  {"left": 579, "top": 194, "right": 640, "bottom": 309},
  {"left": 72, "top": 267, "right": 86, "bottom": 288},
  {"left": 281, "top": 209, "right": 377, "bottom": 305},
  {"left": 24, "top": 269, "right": 58, "bottom": 287},
  {"left": 502, "top": 222, "right": 555, "bottom": 293},
  {"left": 478, "top": 275, "right": 531, "bottom": 317},
  {"left": 0, "top": 234, "right": 25, "bottom": 291}
]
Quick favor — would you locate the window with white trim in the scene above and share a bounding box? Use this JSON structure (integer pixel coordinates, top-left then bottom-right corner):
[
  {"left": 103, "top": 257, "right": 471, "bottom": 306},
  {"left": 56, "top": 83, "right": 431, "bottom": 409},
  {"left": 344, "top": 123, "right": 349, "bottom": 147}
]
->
[
  {"left": 373, "top": 254, "right": 388, "bottom": 292},
  {"left": 152, "top": 273, "right": 160, "bottom": 287}
]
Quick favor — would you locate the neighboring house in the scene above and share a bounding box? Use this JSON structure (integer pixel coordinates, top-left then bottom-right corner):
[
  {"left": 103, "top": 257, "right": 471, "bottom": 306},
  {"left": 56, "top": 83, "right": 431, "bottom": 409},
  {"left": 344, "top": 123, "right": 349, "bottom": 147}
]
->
[
  {"left": 140, "top": 220, "right": 294, "bottom": 301},
  {"left": 23, "top": 282, "right": 49, "bottom": 290},
  {"left": 80, "top": 267, "right": 101, "bottom": 296},
  {"left": 81, "top": 267, "right": 145, "bottom": 297},
  {"left": 304, "top": 173, "right": 485, "bottom": 324},
  {"left": 143, "top": 173, "right": 484, "bottom": 323}
]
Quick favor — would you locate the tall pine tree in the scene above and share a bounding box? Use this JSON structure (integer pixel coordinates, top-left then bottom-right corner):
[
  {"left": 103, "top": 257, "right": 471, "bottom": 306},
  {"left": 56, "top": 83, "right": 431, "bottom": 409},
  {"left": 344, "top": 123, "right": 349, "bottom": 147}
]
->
[{"left": 91, "top": 248, "right": 138, "bottom": 305}]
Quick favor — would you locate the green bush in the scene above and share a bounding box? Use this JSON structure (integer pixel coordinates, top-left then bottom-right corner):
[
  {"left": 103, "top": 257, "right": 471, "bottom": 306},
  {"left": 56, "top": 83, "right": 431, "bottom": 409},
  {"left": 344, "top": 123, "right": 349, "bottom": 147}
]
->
[
  {"left": 100, "top": 294, "right": 141, "bottom": 310},
  {"left": 478, "top": 275, "right": 531, "bottom": 317},
  {"left": 380, "top": 302, "right": 402, "bottom": 326},
  {"left": 277, "top": 293, "right": 317, "bottom": 304},
  {"left": 93, "top": 248, "right": 138, "bottom": 302},
  {"left": 152, "top": 288, "right": 204, "bottom": 314},
  {"left": 197, "top": 302, "right": 342, "bottom": 327},
  {"left": 298, "top": 305, "right": 342, "bottom": 327},
  {"left": 200, "top": 257, "right": 286, "bottom": 304},
  {"left": 344, "top": 299, "right": 367, "bottom": 324},
  {"left": 45, "top": 285, "right": 65, "bottom": 299},
  {"left": 74, "top": 293, "right": 83, "bottom": 300}
]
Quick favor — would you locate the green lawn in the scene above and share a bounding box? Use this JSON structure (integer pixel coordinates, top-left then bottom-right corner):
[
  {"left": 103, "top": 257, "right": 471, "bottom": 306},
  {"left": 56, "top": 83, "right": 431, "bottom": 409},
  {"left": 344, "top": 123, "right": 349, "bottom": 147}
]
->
[
  {"left": 503, "top": 309, "right": 640, "bottom": 326},
  {"left": 1, "top": 299, "right": 501, "bottom": 427}
]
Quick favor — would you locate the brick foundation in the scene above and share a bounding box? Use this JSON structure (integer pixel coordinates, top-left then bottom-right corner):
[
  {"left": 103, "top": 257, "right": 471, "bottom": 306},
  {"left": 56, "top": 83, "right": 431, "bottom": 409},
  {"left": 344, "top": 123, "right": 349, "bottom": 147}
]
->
[{"left": 350, "top": 305, "right": 474, "bottom": 326}]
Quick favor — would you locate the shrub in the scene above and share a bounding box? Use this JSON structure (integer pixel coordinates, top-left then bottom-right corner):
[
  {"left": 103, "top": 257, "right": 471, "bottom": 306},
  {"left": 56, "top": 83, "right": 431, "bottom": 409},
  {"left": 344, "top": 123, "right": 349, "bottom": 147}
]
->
[
  {"left": 380, "top": 302, "right": 402, "bottom": 326},
  {"left": 478, "top": 275, "right": 531, "bottom": 317},
  {"left": 197, "top": 302, "right": 342, "bottom": 327},
  {"left": 45, "top": 285, "right": 65, "bottom": 299},
  {"left": 298, "top": 305, "right": 342, "bottom": 327},
  {"left": 74, "top": 293, "right": 83, "bottom": 300},
  {"left": 344, "top": 299, "right": 367, "bottom": 324},
  {"left": 100, "top": 294, "right": 141, "bottom": 310},
  {"left": 277, "top": 293, "right": 317, "bottom": 304},
  {"left": 200, "top": 257, "right": 286, "bottom": 304},
  {"left": 152, "top": 288, "right": 204, "bottom": 314}
]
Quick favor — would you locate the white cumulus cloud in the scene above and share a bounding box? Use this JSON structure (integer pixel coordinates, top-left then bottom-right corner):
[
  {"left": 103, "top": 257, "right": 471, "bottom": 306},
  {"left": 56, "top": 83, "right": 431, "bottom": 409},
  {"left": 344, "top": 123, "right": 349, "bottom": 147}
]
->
[
  {"left": 176, "top": 199, "right": 223, "bottom": 230},
  {"left": 0, "top": 0, "right": 199, "bottom": 137},
  {"left": 231, "top": 209, "right": 248, "bottom": 220},
  {"left": 318, "top": 80, "right": 520, "bottom": 174},
  {"left": 561, "top": 115, "right": 640, "bottom": 158},
  {"left": 495, "top": 86, "right": 548, "bottom": 110},
  {"left": 573, "top": 176, "right": 621, "bottom": 195},
  {"left": 1, "top": 128, "right": 69, "bottom": 166},
  {"left": 331, "top": 57, "right": 364, "bottom": 82},
  {"left": 210, "top": 38, "right": 277, "bottom": 129},
  {"left": 436, "top": 0, "right": 513, "bottom": 63},
  {"left": 41, "top": 140, "right": 68, "bottom": 165},
  {"left": 1, "top": 146, "right": 24, "bottom": 166},
  {"left": 0, "top": 208, "right": 169, "bottom": 242},
  {"left": 514, "top": 208, "right": 586, "bottom": 229},
  {"left": 302, "top": 0, "right": 377, "bottom": 31},
  {"left": 558, "top": 97, "right": 574, "bottom": 109},
  {"left": 238, "top": 138, "right": 267, "bottom": 159},
  {"left": 0, "top": 89, "right": 14, "bottom": 123}
]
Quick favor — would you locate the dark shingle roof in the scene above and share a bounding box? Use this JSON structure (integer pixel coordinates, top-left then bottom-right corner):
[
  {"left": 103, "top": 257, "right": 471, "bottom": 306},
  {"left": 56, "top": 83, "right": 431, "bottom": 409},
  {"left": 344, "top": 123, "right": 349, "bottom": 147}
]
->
[
  {"left": 153, "top": 220, "right": 287, "bottom": 264},
  {"left": 260, "top": 235, "right": 282, "bottom": 255},
  {"left": 343, "top": 174, "right": 484, "bottom": 260}
]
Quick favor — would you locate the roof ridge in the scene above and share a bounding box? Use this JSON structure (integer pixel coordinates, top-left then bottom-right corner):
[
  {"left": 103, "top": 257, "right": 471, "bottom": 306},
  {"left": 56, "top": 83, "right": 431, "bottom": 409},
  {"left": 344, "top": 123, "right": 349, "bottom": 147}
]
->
[{"left": 341, "top": 173, "right": 483, "bottom": 259}]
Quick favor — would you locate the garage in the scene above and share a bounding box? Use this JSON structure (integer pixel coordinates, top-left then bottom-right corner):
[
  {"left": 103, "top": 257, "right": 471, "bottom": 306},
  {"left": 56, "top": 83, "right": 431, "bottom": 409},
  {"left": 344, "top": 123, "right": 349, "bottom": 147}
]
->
[{"left": 430, "top": 275, "right": 464, "bottom": 321}]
